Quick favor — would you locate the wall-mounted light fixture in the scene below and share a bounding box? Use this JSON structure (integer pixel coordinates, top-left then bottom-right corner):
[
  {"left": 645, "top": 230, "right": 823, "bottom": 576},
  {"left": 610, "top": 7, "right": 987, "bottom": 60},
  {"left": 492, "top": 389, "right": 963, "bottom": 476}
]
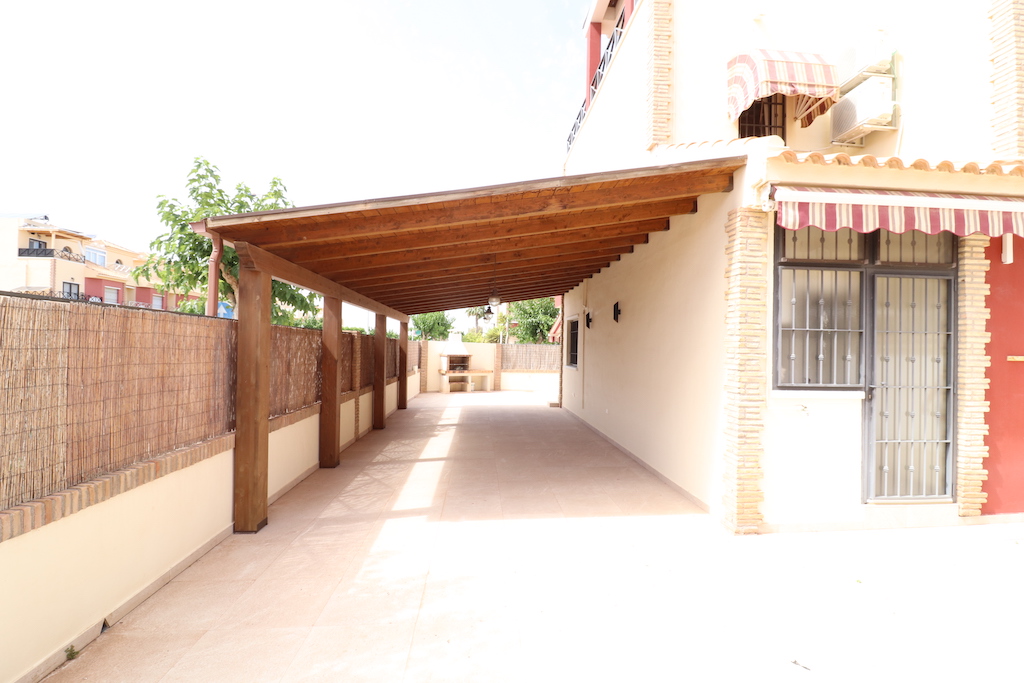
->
[
  {"left": 482, "top": 306, "right": 494, "bottom": 322},
  {"left": 613, "top": 302, "right": 621, "bottom": 322},
  {"left": 585, "top": 312, "right": 592, "bottom": 328}
]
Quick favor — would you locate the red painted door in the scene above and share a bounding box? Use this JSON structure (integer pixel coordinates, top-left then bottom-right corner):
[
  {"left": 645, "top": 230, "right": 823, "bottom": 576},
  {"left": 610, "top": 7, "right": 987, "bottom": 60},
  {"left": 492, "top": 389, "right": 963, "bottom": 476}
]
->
[{"left": 983, "top": 238, "right": 1024, "bottom": 514}]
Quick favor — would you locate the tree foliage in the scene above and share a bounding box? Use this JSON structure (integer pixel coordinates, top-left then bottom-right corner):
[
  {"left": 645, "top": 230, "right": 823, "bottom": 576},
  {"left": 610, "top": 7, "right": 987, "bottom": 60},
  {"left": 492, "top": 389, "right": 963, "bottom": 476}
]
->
[
  {"left": 508, "top": 297, "right": 558, "bottom": 344},
  {"left": 134, "top": 158, "right": 318, "bottom": 324},
  {"left": 411, "top": 311, "right": 455, "bottom": 340},
  {"left": 465, "top": 306, "right": 489, "bottom": 332}
]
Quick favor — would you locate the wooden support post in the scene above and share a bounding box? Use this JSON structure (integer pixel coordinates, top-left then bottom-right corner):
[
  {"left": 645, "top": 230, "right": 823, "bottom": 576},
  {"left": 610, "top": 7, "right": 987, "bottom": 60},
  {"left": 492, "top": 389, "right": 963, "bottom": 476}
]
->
[
  {"left": 235, "top": 265, "right": 271, "bottom": 533},
  {"left": 319, "top": 296, "right": 342, "bottom": 467},
  {"left": 398, "top": 321, "right": 408, "bottom": 409},
  {"left": 373, "top": 313, "right": 386, "bottom": 429}
]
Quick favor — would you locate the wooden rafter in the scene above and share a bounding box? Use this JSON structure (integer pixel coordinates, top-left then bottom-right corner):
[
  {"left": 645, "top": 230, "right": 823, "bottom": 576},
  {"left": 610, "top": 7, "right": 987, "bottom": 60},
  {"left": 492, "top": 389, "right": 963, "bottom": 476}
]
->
[{"left": 200, "top": 157, "right": 744, "bottom": 316}]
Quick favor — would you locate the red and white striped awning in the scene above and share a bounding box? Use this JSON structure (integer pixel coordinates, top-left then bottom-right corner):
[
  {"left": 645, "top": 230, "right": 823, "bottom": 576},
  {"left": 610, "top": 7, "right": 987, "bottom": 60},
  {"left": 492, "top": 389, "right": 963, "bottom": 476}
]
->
[
  {"left": 775, "top": 186, "right": 1024, "bottom": 236},
  {"left": 727, "top": 50, "right": 839, "bottom": 128}
]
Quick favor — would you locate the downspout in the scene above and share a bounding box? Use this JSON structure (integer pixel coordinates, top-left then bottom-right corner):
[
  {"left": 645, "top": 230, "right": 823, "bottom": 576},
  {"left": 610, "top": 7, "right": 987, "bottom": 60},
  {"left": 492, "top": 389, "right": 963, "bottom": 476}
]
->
[
  {"left": 206, "top": 234, "right": 223, "bottom": 317},
  {"left": 191, "top": 220, "right": 222, "bottom": 318}
]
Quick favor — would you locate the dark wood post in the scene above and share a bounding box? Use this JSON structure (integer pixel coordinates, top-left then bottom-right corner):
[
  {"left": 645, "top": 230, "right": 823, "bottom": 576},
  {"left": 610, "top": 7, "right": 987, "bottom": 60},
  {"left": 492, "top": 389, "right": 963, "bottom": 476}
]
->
[
  {"left": 373, "top": 313, "right": 386, "bottom": 429},
  {"left": 319, "top": 296, "right": 342, "bottom": 467},
  {"left": 235, "top": 265, "right": 271, "bottom": 533},
  {"left": 398, "top": 321, "right": 408, "bottom": 409}
]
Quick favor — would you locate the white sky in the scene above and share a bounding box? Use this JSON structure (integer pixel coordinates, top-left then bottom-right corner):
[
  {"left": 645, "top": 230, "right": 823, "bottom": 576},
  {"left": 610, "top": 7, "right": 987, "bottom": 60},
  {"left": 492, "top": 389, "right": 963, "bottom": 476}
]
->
[{"left": 1, "top": 0, "right": 591, "bottom": 329}]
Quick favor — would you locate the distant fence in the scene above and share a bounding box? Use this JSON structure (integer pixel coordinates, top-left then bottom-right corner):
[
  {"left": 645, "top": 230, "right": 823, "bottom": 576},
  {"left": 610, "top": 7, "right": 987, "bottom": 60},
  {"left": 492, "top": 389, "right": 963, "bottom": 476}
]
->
[{"left": 501, "top": 343, "right": 561, "bottom": 371}]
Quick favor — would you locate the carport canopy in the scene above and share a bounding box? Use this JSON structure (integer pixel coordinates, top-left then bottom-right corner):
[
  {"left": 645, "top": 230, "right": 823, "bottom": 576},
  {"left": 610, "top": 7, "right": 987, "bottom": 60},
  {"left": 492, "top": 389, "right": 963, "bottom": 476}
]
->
[
  {"left": 192, "top": 154, "right": 745, "bottom": 534},
  {"left": 191, "top": 155, "right": 745, "bottom": 316}
]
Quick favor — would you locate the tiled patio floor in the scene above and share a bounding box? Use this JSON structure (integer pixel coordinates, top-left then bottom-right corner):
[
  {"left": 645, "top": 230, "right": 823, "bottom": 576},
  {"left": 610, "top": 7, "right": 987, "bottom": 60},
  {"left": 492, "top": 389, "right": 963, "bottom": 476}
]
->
[{"left": 45, "top": 392, "right": 1024, "bottom": 682}]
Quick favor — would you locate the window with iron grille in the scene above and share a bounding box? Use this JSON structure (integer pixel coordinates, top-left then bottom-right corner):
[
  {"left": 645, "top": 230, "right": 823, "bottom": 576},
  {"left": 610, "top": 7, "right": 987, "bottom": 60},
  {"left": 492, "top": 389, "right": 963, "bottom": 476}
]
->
[
  {"left": 738, "top": 93, "right": 786, "bottom": 142},
  {"left": 775, "top": 226, "right": 955, "bottom": 388},
  {"left": 567, "top": 318, "right": 579, "bottom": 367}
]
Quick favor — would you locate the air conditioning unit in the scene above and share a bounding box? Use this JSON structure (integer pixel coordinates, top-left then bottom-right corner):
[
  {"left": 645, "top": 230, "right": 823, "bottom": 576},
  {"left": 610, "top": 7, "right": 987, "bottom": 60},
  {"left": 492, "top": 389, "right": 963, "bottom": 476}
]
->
[{"left": 831, "top": 74, "right": 897, "bottom": 144}]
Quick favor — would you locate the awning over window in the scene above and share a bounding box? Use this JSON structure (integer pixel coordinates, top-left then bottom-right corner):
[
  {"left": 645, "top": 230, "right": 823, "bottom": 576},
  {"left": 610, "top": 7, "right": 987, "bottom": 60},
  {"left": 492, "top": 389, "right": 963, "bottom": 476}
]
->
[
  {"left": 775, "top": 186, "right": 1024, "bottom": 236},
  {"left": 727, "top": 50, "right": 839, "bottom": 127}
]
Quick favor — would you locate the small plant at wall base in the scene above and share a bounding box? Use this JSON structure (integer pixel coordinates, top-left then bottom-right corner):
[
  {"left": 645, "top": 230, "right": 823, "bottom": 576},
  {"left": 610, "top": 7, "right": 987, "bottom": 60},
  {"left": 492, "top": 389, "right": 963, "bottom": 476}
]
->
[
  {"left": 64, "top": 645, "right": 79, "bottom": 661},
  {"left": 135, "top": 157, "right": 319, "bottom": 325},
  {"left": 411, "top": 311, "right": 455, "bottom": 340}
]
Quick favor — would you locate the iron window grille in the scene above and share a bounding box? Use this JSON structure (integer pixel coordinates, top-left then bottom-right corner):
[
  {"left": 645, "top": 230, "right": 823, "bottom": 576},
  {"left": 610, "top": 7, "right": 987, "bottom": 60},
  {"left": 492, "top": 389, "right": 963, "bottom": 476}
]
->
[
  {"left": 738, "top": 93, "right": 786, "bottom": 142},
  {"left": 567, "top": 319, "right": 580, "bottom": 367}
]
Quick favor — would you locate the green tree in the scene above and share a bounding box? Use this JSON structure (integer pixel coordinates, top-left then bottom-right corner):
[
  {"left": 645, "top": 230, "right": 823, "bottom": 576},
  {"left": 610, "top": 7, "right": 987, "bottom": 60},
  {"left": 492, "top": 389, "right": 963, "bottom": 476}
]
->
[
  {"left": 465, "top": 306, "right": 489, "bottom": 332},
  {"left": 134, "top": 157, "right": 318, "bottom": 324},
  {"left": 508, "top": 297, "right": 558, "bottom": 344},
  {"left": 462, "top": 329, "right": 484, "bottom": 343},
  {"left": 411, "top": 311, "right": 455, "bottom": 340}
]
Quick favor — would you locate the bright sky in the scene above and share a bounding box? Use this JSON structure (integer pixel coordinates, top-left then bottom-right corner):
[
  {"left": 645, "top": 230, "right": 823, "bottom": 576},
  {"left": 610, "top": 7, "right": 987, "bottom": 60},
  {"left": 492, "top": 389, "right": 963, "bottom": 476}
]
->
[
  {"left": 1, "top": 0, "right": 589, "bottom": 252},
  {"left": 1, "top": 0, "right": 591, "bottom": 331}
]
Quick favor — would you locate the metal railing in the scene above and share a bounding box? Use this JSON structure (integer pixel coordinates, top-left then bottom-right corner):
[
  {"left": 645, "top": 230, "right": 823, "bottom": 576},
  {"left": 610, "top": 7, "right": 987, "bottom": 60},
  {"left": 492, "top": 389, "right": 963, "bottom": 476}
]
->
[
  {"left": 567, "top": 10, "right": 626, "bottom": 151},
  {"left": 18, "top": 248, "right": 87, "bottom": 263}
]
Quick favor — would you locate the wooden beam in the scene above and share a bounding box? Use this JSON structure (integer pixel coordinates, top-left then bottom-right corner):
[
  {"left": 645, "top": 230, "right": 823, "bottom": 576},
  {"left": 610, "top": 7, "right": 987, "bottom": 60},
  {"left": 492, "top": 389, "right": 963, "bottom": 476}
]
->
[
  {"left": 398, "top": 321, "right": 408, "bottom": 410},
  {"left": 351, "top": 254, "right": 623, "bottom": 293},
  {"left": 319, "top": 296, "right": 342, "bottom": 468},
  {"left": 212, "top": 173, "right": 732, "bottom": 247},
  {"left": 203, "top": 158, "right": 741, "bottom": 233},
  {"left": 284, "top": 212, "right": 680, "bottom": 265},
  {"left": 316, "top": 234, "right": 650, "bottom": 279},
  {"left": 235, "top": 265, "right": 271, "bottom": 533},
  {"left": 327, "top": 246, "right": 626, "bottom": 284},
  {"left": 384, "top": 276, "right": 596, "bottom": 311},
  {"left": 358, "top": 262, "right": 613, "bottom": 300},
  {"left": 234, "top": 241, "right": 409, "bottom": 322},
  {"left": 373, "top": 314, "right": 386, "bottom": 429}
]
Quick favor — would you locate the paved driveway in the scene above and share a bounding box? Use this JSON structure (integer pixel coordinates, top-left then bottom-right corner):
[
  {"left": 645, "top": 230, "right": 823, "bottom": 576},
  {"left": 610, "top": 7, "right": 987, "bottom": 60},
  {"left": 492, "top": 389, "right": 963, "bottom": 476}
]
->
[{"left": 46, "top": 392, "right": 1024, "bottom": 682}]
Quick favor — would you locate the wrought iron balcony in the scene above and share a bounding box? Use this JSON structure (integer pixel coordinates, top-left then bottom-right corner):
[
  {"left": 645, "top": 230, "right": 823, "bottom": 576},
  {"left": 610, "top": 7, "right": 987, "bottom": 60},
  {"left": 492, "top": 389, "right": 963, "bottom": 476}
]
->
[
  {"left": 18, "top": 248, "right": 86, "bottom": 263},
  {"left": 567, "top": 11, "right": 626, "bottom": 152}
]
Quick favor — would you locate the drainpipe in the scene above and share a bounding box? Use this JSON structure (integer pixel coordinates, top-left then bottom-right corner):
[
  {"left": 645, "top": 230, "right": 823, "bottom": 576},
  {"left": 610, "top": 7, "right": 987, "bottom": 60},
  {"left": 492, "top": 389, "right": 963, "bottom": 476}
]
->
[
  {"left": 206, "top": 234, "right": 223, "bottom": 317},
  {"left": 190, "top": 220, "right": 222, "bottom": 318}
]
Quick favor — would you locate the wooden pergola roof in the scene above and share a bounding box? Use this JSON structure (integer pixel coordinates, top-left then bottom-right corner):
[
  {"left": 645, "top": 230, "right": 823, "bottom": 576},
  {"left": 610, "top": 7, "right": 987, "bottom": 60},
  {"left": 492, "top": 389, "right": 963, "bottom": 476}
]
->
[{"left": 194, "top": 155, "right": 745, "bottom": 317}]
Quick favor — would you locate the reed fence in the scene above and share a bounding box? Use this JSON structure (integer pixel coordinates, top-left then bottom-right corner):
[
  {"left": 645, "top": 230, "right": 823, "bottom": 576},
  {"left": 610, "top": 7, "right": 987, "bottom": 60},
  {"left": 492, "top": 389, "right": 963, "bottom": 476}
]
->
[
  {"left": 0, "top": 294, "right": 325, "bottom": 511},
  {"left": 500, "top": 343, "right": 561, "bottom": 371}
]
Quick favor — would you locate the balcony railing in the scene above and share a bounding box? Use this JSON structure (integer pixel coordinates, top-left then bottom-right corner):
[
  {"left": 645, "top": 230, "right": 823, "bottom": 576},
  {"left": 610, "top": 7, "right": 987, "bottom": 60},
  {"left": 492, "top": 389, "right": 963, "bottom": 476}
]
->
[
  {"left": 18, "top": 248, "right": 87, "bottom": 263},
  {"left": 567, "top": 10, "right": 626, "bottom": 152}
]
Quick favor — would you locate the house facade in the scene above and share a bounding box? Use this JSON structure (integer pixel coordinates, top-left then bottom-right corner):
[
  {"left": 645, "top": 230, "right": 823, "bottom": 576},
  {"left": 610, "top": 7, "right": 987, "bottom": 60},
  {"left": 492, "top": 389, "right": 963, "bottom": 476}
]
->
[
  {"left": 0, "top": 215, "right": 191, "bottom": 310},
  {"left": 560, "top": 0, "right": 1024, "bottom": 531}
]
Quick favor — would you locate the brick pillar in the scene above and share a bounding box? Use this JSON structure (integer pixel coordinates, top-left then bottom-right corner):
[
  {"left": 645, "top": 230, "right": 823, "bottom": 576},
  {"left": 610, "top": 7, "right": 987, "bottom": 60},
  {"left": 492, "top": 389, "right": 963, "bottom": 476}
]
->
[
  {"left": 722, "top": 208, "right": 770, "bottom": 534},
  {"left": 990, "top": 0, "right": 1024, "bottom": 158},
  {"left": 352, "top": 332, "right": 362, "bottom": 435},
  {"left": 956, "top": 234, "right": 992, "bottom": 515},
  {"left": 420, "top": 341, "right": 429, "bottom": 393},
  {"left": 493, "top": 343, "right": 503, "bottom": 391},
  {"left": 645, "top": 0, "right": 673, "bottom": 149}
]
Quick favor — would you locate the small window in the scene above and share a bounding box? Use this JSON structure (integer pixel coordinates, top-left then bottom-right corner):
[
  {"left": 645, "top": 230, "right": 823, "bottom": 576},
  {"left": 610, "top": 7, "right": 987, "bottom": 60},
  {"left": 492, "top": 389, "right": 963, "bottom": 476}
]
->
[
  {"left": 738, "top": 93, "right": 786, "bottom": 142},
  {"left": 103, "top": 286, "right": 119, "bottom": 305},
  {"left": 62, "top": 246, "right": 72, "bottom": 253},
  {"left": 62, "top": 282, "right": 80, "bottom": 298},
  {"left": 28, "top": 238, "right": 46, "bottom": 249},
  {"left": 152, "top": 294, "right": 164, "bottom": 310},
  {"left": 567, "top": 319, "right": 580, "bottom": 367},
  {"left": 115, "top": 259, "right": 123, "bottom": 265},
  {"left": 85, "top": 248, "right": 107, "bottom": 267}
]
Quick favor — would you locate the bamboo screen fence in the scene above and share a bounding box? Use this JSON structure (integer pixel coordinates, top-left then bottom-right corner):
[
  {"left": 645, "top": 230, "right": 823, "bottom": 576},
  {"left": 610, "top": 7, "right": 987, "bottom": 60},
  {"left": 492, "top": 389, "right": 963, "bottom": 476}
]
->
[
  {"left": 500, "top": 343, "right": 561, "bottom": 371},
  {"left": 0, "top": 294, "right": 325, "bottom": 511}
]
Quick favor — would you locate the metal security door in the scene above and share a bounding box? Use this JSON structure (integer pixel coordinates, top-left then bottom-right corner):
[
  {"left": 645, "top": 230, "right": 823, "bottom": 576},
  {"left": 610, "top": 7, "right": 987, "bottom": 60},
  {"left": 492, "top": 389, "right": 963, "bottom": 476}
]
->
[{"left": 869, "top": 276, "right": 953, "bottom": 499}]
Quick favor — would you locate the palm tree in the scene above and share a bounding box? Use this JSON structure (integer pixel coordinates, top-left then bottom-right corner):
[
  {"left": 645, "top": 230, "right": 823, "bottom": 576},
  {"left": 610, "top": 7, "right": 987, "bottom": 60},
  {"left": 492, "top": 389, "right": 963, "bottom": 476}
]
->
[{"left": 466, "top": 306, "right": 489, "bottom": 333}]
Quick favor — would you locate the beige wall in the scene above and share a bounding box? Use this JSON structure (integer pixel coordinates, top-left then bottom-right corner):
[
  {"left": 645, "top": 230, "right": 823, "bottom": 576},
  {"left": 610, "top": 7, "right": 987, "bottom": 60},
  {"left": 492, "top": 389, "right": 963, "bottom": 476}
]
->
[
  {"left": 1, "top": 451, "right": 234, "bottom": 683},
  {"left": 407, "top": 370, "right": 421, "bottom": 401},
  {"left": 268, "top": 414, "right": 319, "bottom": 503},
  {"left": 499, "top": 372, "right": 559, "bottom": 402},
  {"left": 568, "top": 0, "right": 997, "bottom": 173},
  {"left": 2, "top": 412, "right": 323, "bottom": 683},
  {"left": 562, "top": 191, "right": 733, "bottom": 508},
  {"left": 358, "top": 392, "right": 373, "bottom": 436}
]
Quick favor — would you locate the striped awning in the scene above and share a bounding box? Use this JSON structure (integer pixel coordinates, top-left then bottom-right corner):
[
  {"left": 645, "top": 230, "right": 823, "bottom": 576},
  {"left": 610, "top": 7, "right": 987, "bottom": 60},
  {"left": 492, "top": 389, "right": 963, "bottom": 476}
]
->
[
  {"left": 775, "top": 186, "right": 1024, "bottom": 236},
  {"left": 727, "top": 50, "right": 839, "bottom": 128}
]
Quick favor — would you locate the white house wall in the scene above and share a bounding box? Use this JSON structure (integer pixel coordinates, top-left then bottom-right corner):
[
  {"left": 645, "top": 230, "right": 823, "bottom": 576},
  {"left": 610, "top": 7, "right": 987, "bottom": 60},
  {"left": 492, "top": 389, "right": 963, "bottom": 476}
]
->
[
  {"left": 564, "top": 0, "right": 654, "bottom": 176},
  {"left": 562, "top": 191, "right": 733, "bottom": 508}
]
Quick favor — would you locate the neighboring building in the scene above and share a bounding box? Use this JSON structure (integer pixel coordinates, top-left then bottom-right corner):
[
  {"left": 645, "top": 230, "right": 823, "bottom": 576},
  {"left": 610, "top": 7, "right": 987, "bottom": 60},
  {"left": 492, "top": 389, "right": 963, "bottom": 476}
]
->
[
  {"left": 0, "top": 215, "right": 191, "bottom": 310},
  {"left": 557, "top": 0, "right": 1024, "bottom": 531}
]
